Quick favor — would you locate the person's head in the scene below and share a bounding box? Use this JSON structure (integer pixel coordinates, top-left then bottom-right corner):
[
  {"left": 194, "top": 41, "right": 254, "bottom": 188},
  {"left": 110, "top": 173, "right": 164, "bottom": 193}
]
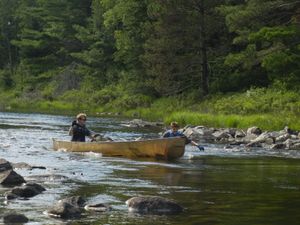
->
[
  {"left": 76, "top": 113, "right": 87, "bottom": 125},
  {"left": 170, "top": 121, "right": 180, "bottom": 132}
]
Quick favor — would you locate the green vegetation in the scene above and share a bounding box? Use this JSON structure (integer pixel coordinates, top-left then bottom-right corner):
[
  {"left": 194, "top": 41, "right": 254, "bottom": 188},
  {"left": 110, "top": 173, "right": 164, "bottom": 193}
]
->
[{"left": 0, "top": 0, "right": 300, "bottom": 130}]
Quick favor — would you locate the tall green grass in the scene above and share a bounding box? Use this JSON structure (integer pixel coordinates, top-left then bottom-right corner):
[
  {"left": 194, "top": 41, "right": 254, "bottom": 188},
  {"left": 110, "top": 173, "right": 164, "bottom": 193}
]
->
[
  {"left": 1, "top": 87, "right": 300, "bottom": 131},
  {"left": 165, "top": 112, "right": 300, "bottom": 131}
]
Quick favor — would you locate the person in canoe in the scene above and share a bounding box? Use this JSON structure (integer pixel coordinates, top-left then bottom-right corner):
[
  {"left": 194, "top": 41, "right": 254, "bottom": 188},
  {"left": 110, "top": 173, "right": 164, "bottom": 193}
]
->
[
  {"left": 163, "top": 122, "right": 205, "bottom": 151},
  {"left": 69, "top": 113, "right": 95, "bottom": 142}
]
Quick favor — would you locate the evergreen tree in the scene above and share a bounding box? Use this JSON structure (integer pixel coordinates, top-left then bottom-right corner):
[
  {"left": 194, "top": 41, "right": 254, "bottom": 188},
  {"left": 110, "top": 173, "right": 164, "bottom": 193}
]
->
[
  {"left": 220, "top": 0, "right": 300, "bottom": 89},
  {"left": 142, "top": 0, "right": 226, "bottom": 96}
]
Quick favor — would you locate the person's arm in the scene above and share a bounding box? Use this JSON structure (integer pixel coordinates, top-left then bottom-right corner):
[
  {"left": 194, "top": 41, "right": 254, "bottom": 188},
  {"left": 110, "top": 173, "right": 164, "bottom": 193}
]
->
[
  {"left": 86, "top": 128, "right": 96, "bottom": 141},
  {"left": 183, "top": 134, "right": 205, "bottom": 151},
  {"left": 163, "top": 131, "right": 170, "bottom": 138}
]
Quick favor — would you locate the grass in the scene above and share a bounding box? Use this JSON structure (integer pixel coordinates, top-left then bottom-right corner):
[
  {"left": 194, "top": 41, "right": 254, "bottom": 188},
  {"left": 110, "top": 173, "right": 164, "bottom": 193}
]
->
[
  {"left": 165, "top": 112, "right": 300, "bottom": 131},
  {"left": 1, "top": 87, "right": 300, "bottom": 131}
]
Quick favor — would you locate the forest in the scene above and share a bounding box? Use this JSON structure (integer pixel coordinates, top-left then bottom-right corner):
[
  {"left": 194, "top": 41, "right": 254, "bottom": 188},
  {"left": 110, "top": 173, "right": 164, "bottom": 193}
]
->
[{"left": 0, "top": 0, "right": 300, "bottom": 129}]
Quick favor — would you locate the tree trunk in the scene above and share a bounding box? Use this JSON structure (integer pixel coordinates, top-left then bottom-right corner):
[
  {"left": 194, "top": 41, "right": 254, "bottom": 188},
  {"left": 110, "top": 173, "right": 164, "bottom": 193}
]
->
[{"left": 199, "top": 1, "right": 209, "bottom": 95}]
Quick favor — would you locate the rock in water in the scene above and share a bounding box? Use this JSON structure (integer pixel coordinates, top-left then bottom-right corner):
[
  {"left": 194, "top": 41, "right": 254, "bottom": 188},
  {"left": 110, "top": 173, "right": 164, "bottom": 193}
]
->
[
  {"left": 12, "top": 162, "right": 47, "bottom": 170},
  {"left": 84, "top": 203, "right": 112, "bottom": 212},
  {"left": 0, "top": 158, "right": 13, "bottom": 172},
  {"left": 3, "top": 214, "right": 29, "bottom": 224},
  {"left": 46, "top": 202, "right": 81, "bottom": 219},
  {"left": 0, "top": 170, "right": 26, "bottom": 185},
  {"left": 46, "top": 196, "right": 86, "bottom": 219},
  {"left": 276, "top": 133, "right": 291, "bottom": 142},
  {"left": 271, "top": 143, "right": 286, "bottom": 150},
  {"left": 6, "top": 183, "right": 46, "bottom": 199},
  {"left": 126, "top": 196, "right": 183, "bottom": 215},
  {"left": 59, "top": 196, "right": 86, "bottom": 208}
]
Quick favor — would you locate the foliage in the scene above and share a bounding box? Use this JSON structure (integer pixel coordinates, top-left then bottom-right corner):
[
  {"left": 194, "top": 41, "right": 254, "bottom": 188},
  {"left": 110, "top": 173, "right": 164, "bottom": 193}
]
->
[{"left": 0, "top": 0, "right": 300, "bottom": 130}]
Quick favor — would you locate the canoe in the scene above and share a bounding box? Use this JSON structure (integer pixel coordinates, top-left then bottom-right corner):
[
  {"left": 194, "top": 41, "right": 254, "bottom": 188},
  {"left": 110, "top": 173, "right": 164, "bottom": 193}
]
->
[{"left": 52, "top": 137, "right": 186, "bottom": 160}]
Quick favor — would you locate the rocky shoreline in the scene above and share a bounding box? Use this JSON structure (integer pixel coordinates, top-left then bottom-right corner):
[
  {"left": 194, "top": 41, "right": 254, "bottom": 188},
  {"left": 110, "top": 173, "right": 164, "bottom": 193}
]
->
[
  {"left": 123, "top": 119, "right": 300, "bottom": 151},
  {"left": 182, "top": 125, "right": 300, "bottom": 151}
]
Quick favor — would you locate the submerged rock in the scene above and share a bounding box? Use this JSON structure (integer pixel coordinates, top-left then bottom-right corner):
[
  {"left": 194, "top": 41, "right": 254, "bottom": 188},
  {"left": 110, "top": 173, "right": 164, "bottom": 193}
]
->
[
  {"left": 271, "top": 143, "right": 287, "bottom": 150},
  {"left": 46, "top": 202, "right": 81, "bottom": 219},
  {"left": 0, "top": 170, "right": 26, "bottom": 186},
  {"left": 288, "top": 142, "right": 300, "bottom": 150},
  {"left": 5, "top": 183, "right": 46, "bottom": 199},
  {"left": 59, "top": 196, "right": 86, "bottom": 208},
  {"left": 46, "top": 196, "right": 86, "bottom": 219},
  {"left": 84, "top": 203, "right": 112, "bottom": 212},
  {"left": 3, "top": 214, "right": 29, "bottom": 224},
  {"left": 26, "top": 174, "right": 69, "bottom": 182},
  {"left": 12, "top": 162, "right": 46, "bottom": 170},
  {"left": 126, "top": 196, "right": 183, "bottom": 215}
]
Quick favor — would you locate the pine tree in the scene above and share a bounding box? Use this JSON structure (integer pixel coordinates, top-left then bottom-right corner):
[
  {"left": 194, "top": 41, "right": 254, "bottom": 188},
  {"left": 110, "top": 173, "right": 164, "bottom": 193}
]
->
[{"left": 220, "top": 0, "right": 300, "bottom": 88}]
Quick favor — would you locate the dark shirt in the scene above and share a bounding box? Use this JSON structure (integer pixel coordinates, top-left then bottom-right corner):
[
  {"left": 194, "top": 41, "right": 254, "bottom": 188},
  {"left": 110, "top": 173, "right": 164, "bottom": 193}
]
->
[
  {"left": 71, "top": 121, "right": 91, "bottom": 142},
  {"left": 163, "top": 130, "right": 191, "bottom": 144}
]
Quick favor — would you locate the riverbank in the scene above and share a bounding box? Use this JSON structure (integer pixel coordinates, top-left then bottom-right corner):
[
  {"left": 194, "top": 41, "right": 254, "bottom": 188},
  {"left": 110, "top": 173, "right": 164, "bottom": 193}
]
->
[{"left": 1, "top": 87, "right": 300, "bottom": 130}]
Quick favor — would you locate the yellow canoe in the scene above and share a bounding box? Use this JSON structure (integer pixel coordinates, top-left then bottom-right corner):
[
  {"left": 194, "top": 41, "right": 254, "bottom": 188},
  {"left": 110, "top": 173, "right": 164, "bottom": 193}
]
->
[{"left": 52, "top": 137, "right": 186, "bottom": 160}]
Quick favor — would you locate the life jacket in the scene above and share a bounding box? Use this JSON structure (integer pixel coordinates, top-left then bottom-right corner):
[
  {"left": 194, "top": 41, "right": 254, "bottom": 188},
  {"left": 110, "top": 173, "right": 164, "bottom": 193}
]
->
[{"left": 71, "top": 121, "right": 91, "bottom": 142}]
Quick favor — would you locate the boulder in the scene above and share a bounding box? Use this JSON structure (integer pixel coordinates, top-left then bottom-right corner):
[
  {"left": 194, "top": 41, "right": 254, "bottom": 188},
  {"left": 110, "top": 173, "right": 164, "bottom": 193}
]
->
[
  {"left": 182, "top": 126, "right": 215, "bottom": 141},
  {"left": 283, "top": 139, "right": 300, "bottom": 149},
  {"left": 59, "top": 196, "right": 86, "bottom": 208},
  {"left": 126, "top": 196, "right": 183, "bottom": 215},
  {"left": 247, "top": 127, "right": 262, "bottom": 136},
  {"left": 289, "top": 143, "right": 300, "bottom": 150},
  {"left": 46, "top": 202, "right": 81, "bottom": 219},
  {"left": 283, "top": 126, "right": 298, "bottom": 135},
  {"left": 291, "top": 135, "right": 298, "bottom": 140},
  {"left": 235, "top": 130, "right": 246, "bottom": 138},
  {"left": 0, "top": 170, "right": 26, "bottom": 186},
  {"left": 242, "top": 134, "right": 258, "bottom": 143},
  {"left": 246, "top": 132, "right": 275, "bottom": 147},
  {"left": 84, "top": 203, "right": 112, "bottom": 212},
  {"left": 183, "top": 127, "right": 200, "bottom": 139},
  {"left": 0, "top": 158, "right": 13, "bottom": 172},
  {"left": 270, "top": 143, "right": 286, "bottom": 150},
  {"left": 46, "top": 196, "right": 86, "bottom": 219},
  {"left": 5, "top": 183, "right": 46, "bottom": 199},
  {"left": 212, "top": 130, "right": 232, "bottom": 140},
  {"left": 224, "top": 128, "right": 236, "bottom": 137},
  {"left": 275, "top": 133, "right": 291, "bottom": 143},
  {"left": 3, "top": 214, "right": 29, "bottom": 224}
]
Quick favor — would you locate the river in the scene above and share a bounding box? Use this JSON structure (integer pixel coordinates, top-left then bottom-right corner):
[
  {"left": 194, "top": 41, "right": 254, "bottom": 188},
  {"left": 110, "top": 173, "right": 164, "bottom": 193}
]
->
[{"left": 0, "top": 112, "right": 300, "bottom": 225}]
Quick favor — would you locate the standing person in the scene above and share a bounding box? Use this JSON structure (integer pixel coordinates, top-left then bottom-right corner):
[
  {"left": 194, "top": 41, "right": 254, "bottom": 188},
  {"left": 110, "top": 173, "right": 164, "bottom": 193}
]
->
[
  {"left": 163, "top": 122, "right": 205, "bottom": 151},
  {"left": 69, "top": 113, "right": 95, "bottom": 142}
]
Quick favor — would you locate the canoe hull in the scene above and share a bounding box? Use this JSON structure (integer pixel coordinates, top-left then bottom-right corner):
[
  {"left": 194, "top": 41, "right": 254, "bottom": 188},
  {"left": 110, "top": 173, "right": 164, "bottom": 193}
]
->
[{"left": 53, "top": 138, "right": 185, "bottom": 160}]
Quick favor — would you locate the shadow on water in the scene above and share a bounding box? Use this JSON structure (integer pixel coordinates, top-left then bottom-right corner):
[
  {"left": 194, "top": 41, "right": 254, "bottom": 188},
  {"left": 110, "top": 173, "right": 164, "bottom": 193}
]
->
[{"left": 0, "top": 112, "right": 300, "bottom": 225}]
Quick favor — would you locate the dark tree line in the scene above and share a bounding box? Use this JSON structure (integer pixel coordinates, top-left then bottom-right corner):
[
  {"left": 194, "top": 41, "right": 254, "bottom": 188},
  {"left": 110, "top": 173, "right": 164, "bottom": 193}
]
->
[{"left": 0, "top": 0, "right": 299, "bottom": 102}]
